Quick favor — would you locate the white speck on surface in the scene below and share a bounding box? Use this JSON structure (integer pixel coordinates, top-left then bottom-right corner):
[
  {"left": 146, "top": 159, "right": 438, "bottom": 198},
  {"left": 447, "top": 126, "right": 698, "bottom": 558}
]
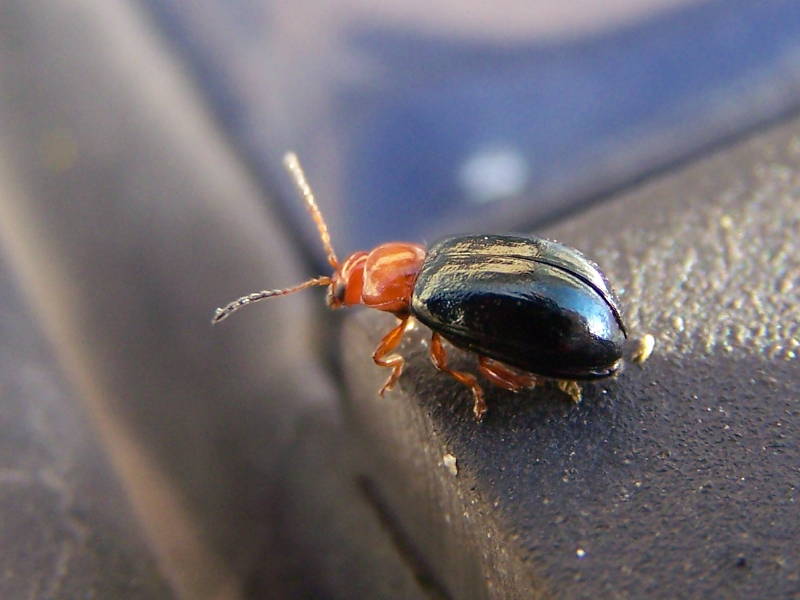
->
[
  {"left": 459, "top": 146, "right": 529, "bottom": 204},
  {"left": 576, "top": 548, "right": 586, "bottom": 558},
  {"left": 443, "top": 453, "right": 458, "bottom": 476}
]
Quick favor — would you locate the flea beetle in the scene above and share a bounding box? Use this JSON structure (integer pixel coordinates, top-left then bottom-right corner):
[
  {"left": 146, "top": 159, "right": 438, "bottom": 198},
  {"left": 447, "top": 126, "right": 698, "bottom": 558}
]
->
[{"left": 213, "top": 153, "right": 627, "bottom": 421}]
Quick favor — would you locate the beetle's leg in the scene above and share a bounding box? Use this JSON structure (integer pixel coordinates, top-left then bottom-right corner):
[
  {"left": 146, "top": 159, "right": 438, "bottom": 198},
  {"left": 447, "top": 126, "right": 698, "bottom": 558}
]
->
[
  {"left": 429, "top": 333, "right": 487, "bottom": 421},
  {"left": 556, "top": 379, "right": 582, "bottom": 403},
  {"left": 373, "top": 316, "right": 412, "bottom": 395},
  {"left": 478, "top": 357, "right": 540, "bottom": 392}
]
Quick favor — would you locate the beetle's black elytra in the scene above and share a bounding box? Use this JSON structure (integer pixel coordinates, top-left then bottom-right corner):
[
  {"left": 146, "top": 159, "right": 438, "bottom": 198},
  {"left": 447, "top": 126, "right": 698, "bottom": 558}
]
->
[{"left": 411, "top": 235, "right": 627, "bottom": 380}]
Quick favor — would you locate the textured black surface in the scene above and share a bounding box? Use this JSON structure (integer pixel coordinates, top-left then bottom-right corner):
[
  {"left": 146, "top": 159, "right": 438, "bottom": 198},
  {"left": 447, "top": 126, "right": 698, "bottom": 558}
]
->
[
  {"left": 412, "top": 235, "right": 626, "bottom": 379},
  {"left": 343, "top": 112, "right": 800, "bottom": 598}
]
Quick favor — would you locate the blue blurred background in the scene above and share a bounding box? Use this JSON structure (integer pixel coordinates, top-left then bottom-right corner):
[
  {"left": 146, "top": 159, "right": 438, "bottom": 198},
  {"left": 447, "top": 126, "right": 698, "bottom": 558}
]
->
[{"left": 141, "top": 0, "right": 800, "bottom": 253}]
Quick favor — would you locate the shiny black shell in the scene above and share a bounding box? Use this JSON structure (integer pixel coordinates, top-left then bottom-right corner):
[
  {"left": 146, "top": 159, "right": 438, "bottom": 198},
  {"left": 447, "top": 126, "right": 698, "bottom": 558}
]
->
[{"left": 411, "top": 235, "right": 627, "bottom": 380}]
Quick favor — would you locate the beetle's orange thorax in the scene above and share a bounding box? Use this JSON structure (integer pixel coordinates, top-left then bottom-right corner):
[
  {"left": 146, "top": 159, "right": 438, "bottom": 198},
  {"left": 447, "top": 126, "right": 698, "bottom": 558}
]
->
[
  {"left": 363, "top": 242, "right": 426, "bottom": 314},
  {"left": 330, "top": 242, "right": 425, "bottom": 315}
]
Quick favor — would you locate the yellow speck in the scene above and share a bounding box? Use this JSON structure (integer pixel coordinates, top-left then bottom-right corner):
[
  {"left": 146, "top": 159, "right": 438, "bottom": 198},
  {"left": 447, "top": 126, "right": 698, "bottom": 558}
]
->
[
  {"left": 719, "top": 214, "right": 734, "bottom": 229},
  {"left": 632, "top": 334, "right": 656, "bottom": 364}
]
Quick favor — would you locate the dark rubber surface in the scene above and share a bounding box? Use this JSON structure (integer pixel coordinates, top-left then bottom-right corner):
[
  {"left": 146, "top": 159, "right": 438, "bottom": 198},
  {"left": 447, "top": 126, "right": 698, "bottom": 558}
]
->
[{"left": 343, "top": 112, "right": 800, "bottom": 599}]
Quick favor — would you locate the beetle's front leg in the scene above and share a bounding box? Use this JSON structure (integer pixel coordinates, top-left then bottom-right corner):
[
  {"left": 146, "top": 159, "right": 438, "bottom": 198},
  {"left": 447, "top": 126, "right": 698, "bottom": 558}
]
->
[
  {"left": 372, "top": 316, "right": 412, "bottom": 395},
  {"left": 429, "top": 333, "right": 487, "bottom": 421}
]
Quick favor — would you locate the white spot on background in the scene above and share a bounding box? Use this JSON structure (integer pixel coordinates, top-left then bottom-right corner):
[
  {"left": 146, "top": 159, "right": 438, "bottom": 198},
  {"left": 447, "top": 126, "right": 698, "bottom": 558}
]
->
[{"left": 459, "top": 146, "right": 530, "bottom": 204}]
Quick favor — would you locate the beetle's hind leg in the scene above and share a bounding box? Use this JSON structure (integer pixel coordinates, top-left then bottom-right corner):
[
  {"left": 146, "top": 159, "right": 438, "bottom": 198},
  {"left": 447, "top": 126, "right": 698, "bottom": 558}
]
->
[
  {"left": 478, "top": 357, "right": 540, "bottom": 392},
  {"left": 429, "top": 333, "right": 487, "bottom": 421},
  {"left": 556, "top": 379, "right": 582, "bottom": 403},
  {"left": 373, "top": 316, "right": 412, "bottom": 395}
]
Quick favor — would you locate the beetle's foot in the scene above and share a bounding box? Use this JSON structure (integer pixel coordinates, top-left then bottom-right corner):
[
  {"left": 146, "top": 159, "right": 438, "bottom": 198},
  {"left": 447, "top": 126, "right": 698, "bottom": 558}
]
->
[
  {"left": 378, "top": 364, "right": 403, "bottom": 396},
  {"left": 472, "top": 388, "right": 488, "bottom": 421},
  {"left": 557, "top": 380, "right": 582, "bottom": 403}
]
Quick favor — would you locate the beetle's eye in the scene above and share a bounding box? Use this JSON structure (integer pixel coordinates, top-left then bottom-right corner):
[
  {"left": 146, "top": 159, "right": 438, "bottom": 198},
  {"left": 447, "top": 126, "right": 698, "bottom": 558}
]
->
[
  {"left": 327, "top": 280, "right": 346, "bottom": 307},
  {"left": 334, "top": 281, "right": 346, "bottom": 301}
]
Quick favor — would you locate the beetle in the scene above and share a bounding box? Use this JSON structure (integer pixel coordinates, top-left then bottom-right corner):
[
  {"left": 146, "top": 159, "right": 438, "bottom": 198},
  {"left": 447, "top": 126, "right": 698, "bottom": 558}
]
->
[{"left": 213, "top": 152, "right": 627, "bottom": 421}]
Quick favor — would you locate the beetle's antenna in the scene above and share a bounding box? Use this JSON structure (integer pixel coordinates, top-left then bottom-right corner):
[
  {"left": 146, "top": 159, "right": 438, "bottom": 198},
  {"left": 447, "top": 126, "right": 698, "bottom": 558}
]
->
[
  {"left": 211, "top": 276, "right": 332, "bottom": 324},
  {"left": 283, "top": 152, "right": 340, "bottom": 270}
]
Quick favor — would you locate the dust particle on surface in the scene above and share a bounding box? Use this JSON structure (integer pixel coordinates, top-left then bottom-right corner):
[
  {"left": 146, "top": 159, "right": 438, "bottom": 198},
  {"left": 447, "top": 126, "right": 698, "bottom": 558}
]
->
[{"left": 443, "top": 453, "right": 458, "bottom": 476}]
